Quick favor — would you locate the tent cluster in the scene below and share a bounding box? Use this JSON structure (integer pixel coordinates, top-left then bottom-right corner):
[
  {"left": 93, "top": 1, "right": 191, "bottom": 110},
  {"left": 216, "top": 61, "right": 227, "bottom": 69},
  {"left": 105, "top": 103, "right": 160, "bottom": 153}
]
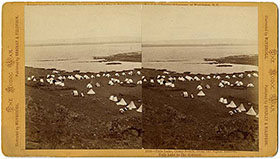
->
[
  {"left": 61, "top": 69, "right": 142, "bottom": 82},
  {"left": 246, "top": 73, "right": 258, "bottom": 78},
  {"left": 108, "top": 96, "right": 142, "bottom": 113},
  {"left": 72, "top": 82, "right": 99, "bottom": 97},
  {"left": 219, "top": 97, "right": 258, "bottom": 117},
  {"left": 182, "top": 84, "right": 210, "bottom": 98},
  {"left": 218, "top": 80, "right": 231, "bottom": 87},
  {"left": 142, "top": 71, "right": 258, "bottom": 90},
  {"left": 27, "top": 74, "right": 66, "bottom": 87},
  {"left": 218, "top": 79, "right": 255, "bottom": 88},
  {"left": 106, "top": 77, "right": 142, "bottom": 86}
]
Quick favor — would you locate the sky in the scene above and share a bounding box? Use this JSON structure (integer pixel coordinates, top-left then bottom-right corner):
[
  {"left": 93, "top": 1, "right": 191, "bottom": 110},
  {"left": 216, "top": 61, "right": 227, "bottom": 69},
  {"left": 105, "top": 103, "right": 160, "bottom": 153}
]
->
[
  {"left": 142, "top": 5, "right": 258, "bottom": 45},
  {"left": 25, "top": 5, "right": 142, "bottom": 45},
  {"left": 25, "top": 5, "right": 258, "bottom": 45}
]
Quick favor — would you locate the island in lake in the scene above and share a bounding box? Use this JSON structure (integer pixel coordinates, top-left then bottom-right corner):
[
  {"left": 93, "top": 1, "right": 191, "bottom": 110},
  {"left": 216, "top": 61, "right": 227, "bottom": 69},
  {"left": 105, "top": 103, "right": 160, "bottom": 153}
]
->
[{"left": 94, "top": 52, "right": 142, "bottom": 62}]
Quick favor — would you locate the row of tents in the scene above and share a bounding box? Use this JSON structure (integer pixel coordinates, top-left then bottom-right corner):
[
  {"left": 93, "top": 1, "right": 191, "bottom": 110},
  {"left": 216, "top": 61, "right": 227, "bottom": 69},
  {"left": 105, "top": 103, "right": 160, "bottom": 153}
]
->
[{"left": 219, "top": 98, "right": 258, "bottom": 117}]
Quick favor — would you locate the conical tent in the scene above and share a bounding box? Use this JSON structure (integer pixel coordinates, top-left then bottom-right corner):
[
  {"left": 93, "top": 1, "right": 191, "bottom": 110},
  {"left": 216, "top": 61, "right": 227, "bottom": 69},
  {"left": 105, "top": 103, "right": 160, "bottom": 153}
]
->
[
  {"left": 246, "top": 106, "right": 257, "bottom": 116},
  {"left": 226, "top": 101, "right": 237, "bottom": 108},
  {"left": 197, "top": 90, "right": 205, "bottom": 97},
  {"left": 87, "top": 89, "right": 96, "bottom": 95},
  {"left": 197, "top": 85, "right": 203, "bottom": 90},
  {"left": 247, "top": 83, "right": 255, "bottom": 88},
  {"left": 116, "top": 98, "right": 127, "bottom": 106},
  {"left": 205, "top": 84, "right": 211, "bottom": 89},
  {"left": 60, "top": 82, "right": 65, "bottom": 87},
  {"left": 113, "top": 96, "right": 118, "bottom": 102},
  {"left": 108, "top": 80, "right": 114, "bottom": 85},
  {"left": 87, "top": 83, "right": 93, "bottom": 88},
  {"left": 236, "top": 103, "right": 246, "bottom": 112},
  {"left": 109, "top": 95, "right": 114, "bottom": 101},
  {"left": 226, "top": 101, "right": 236, "bottom": 108},
  {"left": 223, "top": 98, "right": 228, "bottom": 104},
  {"left": 136, "top": 105, "right": 142, "bottom": 113},
  {"left": 194, "top": 76, "right": 201, "bottom": 81},
  {"left": 219, "top": 83, "right": 224, "bottom": 87},
  {"left": 185, "top": 76, "right": 193, "bottom": 81},
  {"left": 127, "top": 101, "right": 137, "bottom": 110},
  {"left": 219, "top": 97, "right": 224, "bottom": 103}
]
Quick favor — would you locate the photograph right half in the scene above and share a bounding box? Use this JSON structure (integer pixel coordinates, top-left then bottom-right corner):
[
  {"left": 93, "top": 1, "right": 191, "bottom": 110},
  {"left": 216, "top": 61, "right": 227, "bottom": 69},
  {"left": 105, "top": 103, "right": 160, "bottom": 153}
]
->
[{"left": 141, "top": 5, "right": 259, "bottom": 150}]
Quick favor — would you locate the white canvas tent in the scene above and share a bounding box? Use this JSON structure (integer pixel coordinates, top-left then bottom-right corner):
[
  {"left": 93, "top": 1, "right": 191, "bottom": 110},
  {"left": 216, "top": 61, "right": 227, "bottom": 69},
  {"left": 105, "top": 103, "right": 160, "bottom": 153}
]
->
[
  {"left": 73, "top": 90, "right": 79, "bottom": 96},
  {"left": 116, "top": 98, "right": 127, "bottom": 106},
  {"left": 246, "top": 106, "right": 257, "bottom": 116},
  {"left": 108, "top": 80, "right": 114, "bottom": 85},
  {"left": 226, "top": 101, "right": 237, "bottom": 108},
  {"left": 87, "top": 89, "right": 96, "bottom": 95},
  {"left": 127, "top": 101, "right": 137, "bottom": 110},
  {"left": 113, "top": 96, "right": 118, "bottom": 102},
  {"left": 87, "top": 83, "right": 93, "bottom": 88},
  {"left": 236, "top": 103, "right": 246, "bottom": 112},
  {"left": 197, "top": 90, "right": 205, "bottom": 97},
  {"left": 95, "top": 82, "right": 101, "bottom": 87},
  {"left": 219, "top": 97, "right": 224, "bottom": 103},
  {"left": 136, "top": 105, "right": 142, "bottom": 113},
  {"left": 205, "top": 84, "right": 211, "bottom": 89},
  {"left": 223, "top": 98, "right": 228, "bottom": 104},
  {"left": 183, "top": 91, "right": 188, "bottom": 98},
  {"left": 109, "top": 95, "right": 114, "bottom": 101},
  {"left": 196, "top": 85, "right": 203, "bottom": 90}
]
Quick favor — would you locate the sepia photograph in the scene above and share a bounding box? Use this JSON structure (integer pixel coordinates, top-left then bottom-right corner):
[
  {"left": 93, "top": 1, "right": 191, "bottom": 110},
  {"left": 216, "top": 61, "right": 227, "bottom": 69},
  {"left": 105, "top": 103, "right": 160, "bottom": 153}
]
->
[
  {"left": 25, "top": 5, "right": 143, "bottom": 149},
  {"left": 141, "top": 5, "right": 259, "bottom": 150},
  {"left": 25, "top": 4, "right": 258, "bottom": 151}
]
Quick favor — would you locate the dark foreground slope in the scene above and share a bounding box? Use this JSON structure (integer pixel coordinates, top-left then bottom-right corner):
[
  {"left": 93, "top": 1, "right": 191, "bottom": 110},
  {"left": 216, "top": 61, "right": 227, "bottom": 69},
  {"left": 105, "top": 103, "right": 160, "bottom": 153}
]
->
[
  {"left": 142, "top": 69, "right": 258, "bottom": 150},
  {"left": 25, "top": 67, "right": 142, "bottom": 149}
]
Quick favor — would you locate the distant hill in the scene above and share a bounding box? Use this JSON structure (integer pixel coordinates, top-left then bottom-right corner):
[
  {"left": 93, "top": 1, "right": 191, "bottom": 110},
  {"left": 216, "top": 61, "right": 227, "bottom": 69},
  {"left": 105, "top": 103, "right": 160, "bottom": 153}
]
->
[
  {"left": 204, "top": 54, "right": 258, "bottom": 66},
  {"left": 93, "top": 52, "right": 142, "bottom": 62},
  {"left": 143, "top": 39, "right": 257, "bottom": 47}
]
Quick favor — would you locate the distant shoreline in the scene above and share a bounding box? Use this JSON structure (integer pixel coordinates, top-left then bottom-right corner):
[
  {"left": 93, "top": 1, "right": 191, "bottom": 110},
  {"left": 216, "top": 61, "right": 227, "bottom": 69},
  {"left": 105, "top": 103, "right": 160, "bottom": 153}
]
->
[{"left": 204, "top": 54, "right": 258, "bottom": 66}]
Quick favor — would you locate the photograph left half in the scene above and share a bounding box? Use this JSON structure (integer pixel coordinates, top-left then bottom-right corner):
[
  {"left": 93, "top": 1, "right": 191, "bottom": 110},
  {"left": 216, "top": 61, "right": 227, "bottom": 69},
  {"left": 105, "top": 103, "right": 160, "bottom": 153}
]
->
[{"left": 24, "top": 5, "right": 143, "bottom": 149}]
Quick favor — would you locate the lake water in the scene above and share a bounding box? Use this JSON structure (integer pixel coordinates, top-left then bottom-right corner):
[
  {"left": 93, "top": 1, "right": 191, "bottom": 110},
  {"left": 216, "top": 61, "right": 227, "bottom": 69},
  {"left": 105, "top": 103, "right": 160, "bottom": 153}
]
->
[
  {"left": 25, "top": 43, "right": 142, "bottom": 72},
  {"left": 26, "top": 59, "right": 142, "bottom": 73},
  {"left": 25, "top": 44, "right": 258, "bottom": 74},
  {"left": 142, "top": 45, "right": 258, "bottom": 74}
]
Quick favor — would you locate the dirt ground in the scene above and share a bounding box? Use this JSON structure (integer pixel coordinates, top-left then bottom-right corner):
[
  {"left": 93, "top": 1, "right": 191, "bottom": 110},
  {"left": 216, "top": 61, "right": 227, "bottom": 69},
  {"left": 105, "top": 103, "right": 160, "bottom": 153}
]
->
[{"left": 25, "top": 67, "right": 258, "bottom": 150}]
